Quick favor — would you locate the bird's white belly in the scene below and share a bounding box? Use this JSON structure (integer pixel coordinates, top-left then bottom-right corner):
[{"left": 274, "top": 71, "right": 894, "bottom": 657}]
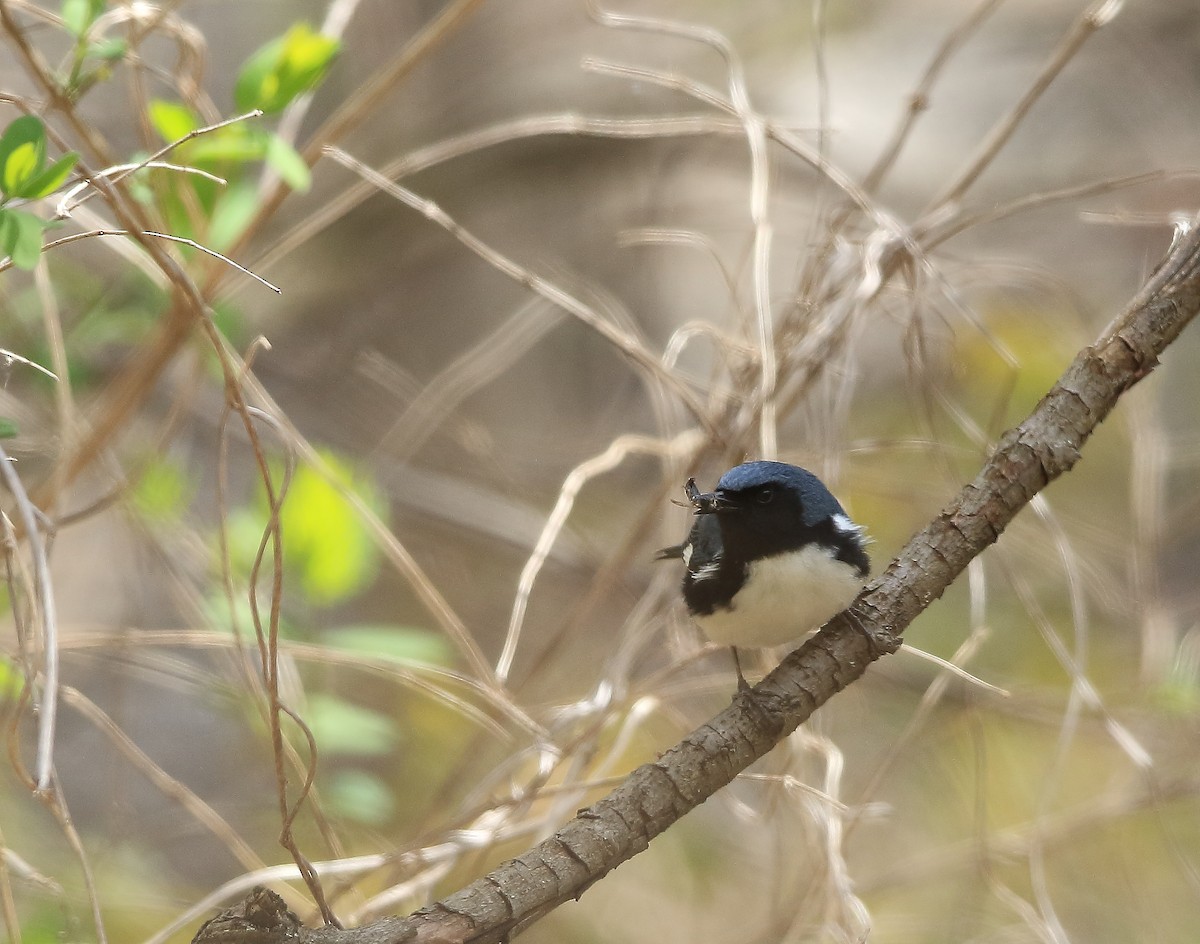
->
[{"left": 694, "top": 546, "right": 866, "bottom": 648}]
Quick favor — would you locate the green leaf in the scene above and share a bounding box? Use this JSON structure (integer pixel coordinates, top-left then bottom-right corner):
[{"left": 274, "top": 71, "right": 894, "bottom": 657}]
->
[
  {"left": 0, "top": 116, "right": 47, "bottom": 197},
  {"left": 331, "top": 625, "right": 452, "bottom": 667},
  {"left": 0, "top": 208, "right": 46, "bottom": 269},
  {"left": 207, "top": 179, "right": 259, "bottom": 251},
  {"left": 86, "top": 37, "right": 126, "bottom": 62},
  {"left": 17, "top": 152, "right": 78, "bottom": 200},
  {"left": 0, "top": 418, "right": 17, "bottom": 439},
  {"left": 265, "top": 134, "right": 310, "bottom": 191},
  {"left": 304, "top": 693, "right": 398, "bottom": 757},
  {"left": 278, "top": 452, "right": 384, "bottom": 606},
  {"left": 0, "top": 655, "right": 24, "bottom": 698},
  {"left": 210, "top": 300, "right": 248, "bottom": 348},
  {"left": 184, "top": 128, "right": 269, "bottom": 165},
  {"left": 235, "top": 23, "right": 340, "bottom": 115},
  {"left": 148, "top": 99, "right": 200, "bottom": 144},
  {"left": 326, "top": 769, "right": 394, "bottom": 825},
  {"left": 202, "top": 590, "right": 302, "bottom": 642},
  {"left": 131, "top": 456, "right": 192, "bottom": 522},
  {"left": 61, "top": 0, "right": 104, "bottom": 37}
]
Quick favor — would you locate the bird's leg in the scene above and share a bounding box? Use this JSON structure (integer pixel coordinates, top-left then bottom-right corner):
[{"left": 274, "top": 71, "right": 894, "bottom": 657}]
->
[{"left": 731, "top": 646, "right": 751, "bottom": 693}]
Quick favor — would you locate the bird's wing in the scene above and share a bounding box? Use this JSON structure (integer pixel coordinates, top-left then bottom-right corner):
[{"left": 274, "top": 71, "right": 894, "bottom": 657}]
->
[{"left": 682, "top": 514, "right": 724, "bottom": 577}]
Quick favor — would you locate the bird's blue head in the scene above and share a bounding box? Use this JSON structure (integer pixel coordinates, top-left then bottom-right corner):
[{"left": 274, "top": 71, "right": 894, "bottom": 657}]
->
[{"left": 690, "top": 460, "right": 866, "bottom": 572}]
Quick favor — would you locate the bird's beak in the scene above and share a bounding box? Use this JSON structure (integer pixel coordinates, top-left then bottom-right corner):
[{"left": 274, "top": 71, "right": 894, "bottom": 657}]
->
[{"left": 684, "top": 478, "right": 727, "bottom": 515}]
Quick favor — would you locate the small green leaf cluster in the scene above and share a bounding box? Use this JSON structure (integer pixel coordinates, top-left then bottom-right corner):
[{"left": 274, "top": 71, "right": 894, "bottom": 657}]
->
[
  {"left": 223, "top": 450, "right": 383, "bottom": 609},
  {"left": 0, "top": 116, "right": 79, "bottom": 269},
  {"left": 234, "top": 23, "right": 341, "bottom": 116},
  {"left": 60, "top": 0, "right": 126, "bottom": 99},
  {"left": 205, "top": 448, "right": 453, "bottom": 825},
  {"left": 145, "top": 23, "right": 340, "bottom": 250}
]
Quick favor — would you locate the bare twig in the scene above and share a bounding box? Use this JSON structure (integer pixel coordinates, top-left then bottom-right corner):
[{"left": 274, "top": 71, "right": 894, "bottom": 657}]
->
[
  {"left": 919, "top": 0, "right": 1125, "bottom": 220},
  {"left": 0, "top": 444, "right": 58, "bottom": 792},
  {"left": 2, "top": 229, "right": 282, "bottom": 293}
]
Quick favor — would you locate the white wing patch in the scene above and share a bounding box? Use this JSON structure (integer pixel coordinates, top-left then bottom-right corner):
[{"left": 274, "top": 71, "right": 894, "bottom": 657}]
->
[
  {"left": 691, "top": 560, "right": 722, "bottom": 582},
  {"left": 832, "top": 513, "right": 864, "bottom": 538}
]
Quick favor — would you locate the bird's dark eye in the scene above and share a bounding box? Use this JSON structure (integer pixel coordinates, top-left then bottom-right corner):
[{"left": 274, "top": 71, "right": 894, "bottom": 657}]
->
[{"left": 756, "top": 486, "right": 774, "bottom": 505}]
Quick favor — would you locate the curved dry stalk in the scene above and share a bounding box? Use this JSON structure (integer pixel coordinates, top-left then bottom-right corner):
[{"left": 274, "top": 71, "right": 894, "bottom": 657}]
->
[
  {"left": 61, "top": 685, "right": 270, "bottom": 874},
  {"left": 919, "top": 170, "right": 1179, "bottom": 250},
  {"left": 581, "top": 56, "right": 893, "bottom": 232},
  {"left": 324, "top": 145, "right": 713, "bottom": 430},
  {"left": 499, "top": 431, "right": 702, "bottom": 683},
  {"left": 846, "top": 557, "right": 996, "bottom": 832},
  {"left": 590, "top": 3, "right": 778, "bottom": 456},
  {"left": 245, "top": 113, "right": 744, "bottom": 299},
  {"left": 0, "top": 442, "right": 58, "bottom": 791},
  {"left": 231, "top": 404, "right": 341, "bottom": 927},
  {"left": 55, "top": 626, "right": 539, "bottom": 744},
  {"left": 38, "top": 778, "right": 107, "bottom": 944},
  {"left": 373, "top": 298, "right": 562, "bottom": 464}
]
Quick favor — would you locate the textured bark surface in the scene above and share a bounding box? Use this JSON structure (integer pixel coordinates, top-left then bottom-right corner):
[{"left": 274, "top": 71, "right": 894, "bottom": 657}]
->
[{"left": 192, "top": 226, "right": 1200, "bottom": 944}]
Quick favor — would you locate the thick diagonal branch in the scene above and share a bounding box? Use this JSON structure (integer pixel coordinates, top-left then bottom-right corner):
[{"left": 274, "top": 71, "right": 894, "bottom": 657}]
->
[{"left": 194, "top": 223, "right": 1200, "bottom": 944}]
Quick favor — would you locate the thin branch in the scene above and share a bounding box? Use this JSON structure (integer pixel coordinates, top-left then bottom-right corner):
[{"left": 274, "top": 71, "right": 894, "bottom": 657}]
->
[
  {"left": 919, "top": 0, "right": 1124, "bottom": 218},
  {"left": 4, "top": 229, "right": 282, "bottom": 294},
  {"left": 862, "top": 0, "right": 1006, "bottom": 194},
  {"left": 0, "top": 444, "right": 59, "bottom": 792}
]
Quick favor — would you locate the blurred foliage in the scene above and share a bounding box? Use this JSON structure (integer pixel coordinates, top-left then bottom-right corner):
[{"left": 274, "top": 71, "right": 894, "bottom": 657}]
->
[
  {"left": 234, "top": 23, "right": 340, "bottom": 117},
  {"left": 222, "top": 449, "right": 385, "bottom": 609},
  {"left": 0, "top": 653, "right": 22, "bottom": 698},
  {"left": 130, "top": 455, "right": 194, "bottom": 524},
  {"left": 1, "top": 264, "right": 169, "bottom": 394},
  {"left": 143, "top": 22, "right": 339, "bottom": 250},
  {"left": 304, "top": 691, "right": 400, "bottom": 758},
  {"left": 0, "top": 115, "right": 79, "bottom": 270},
  {"left": 59, "top": 0, "right": 126, "bottom": 98},
  {"left": 331, "top": 624, "right": 453, "bottom": 667}
]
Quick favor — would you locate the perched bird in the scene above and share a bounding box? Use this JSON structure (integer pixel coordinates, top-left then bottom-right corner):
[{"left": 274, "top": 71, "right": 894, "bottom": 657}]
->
[{"left": 659, "top": 460, "right": 870, "bottom": 688}]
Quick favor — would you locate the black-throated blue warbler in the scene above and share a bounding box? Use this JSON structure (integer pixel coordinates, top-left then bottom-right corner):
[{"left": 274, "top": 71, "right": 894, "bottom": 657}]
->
[{"left": 659, "top": 460, "right": 870, "bottom": 688}]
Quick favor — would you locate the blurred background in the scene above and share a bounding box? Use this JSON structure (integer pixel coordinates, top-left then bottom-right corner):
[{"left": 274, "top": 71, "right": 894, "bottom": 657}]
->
[{"left": 2, "top": 0, "right": 1199, "bottom": 941}]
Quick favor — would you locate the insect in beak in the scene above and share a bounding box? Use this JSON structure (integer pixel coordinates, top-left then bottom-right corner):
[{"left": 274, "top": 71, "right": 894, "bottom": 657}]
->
[{"left": 684, "top": 477, "right": 723, "bottom": 515}]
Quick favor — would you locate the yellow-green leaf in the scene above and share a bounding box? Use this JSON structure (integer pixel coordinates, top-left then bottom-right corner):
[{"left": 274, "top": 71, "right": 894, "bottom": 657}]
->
[
  {"left": 148, "top": 99, "right": 200, "bottom": 144},
  {"left": 278, "top": 451, "right": 384, "bottom": 605},
  {"left": 0, "top": 207, "right": 45, "bottom": 270},
  {"left": 331, "top": 625, "right": 452, "bottom": 667},
  {"left": 265, "top": 134, "right": 310, "bottom": 192},
  {"left": 304, "top": 693, "right": 398, "bottom": 756},
  {"left": 131, "top": 456, "right": 192, "bottom": 522},
  {"left": 235, "top": 23, "right": 340, "bottom": 115}
]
